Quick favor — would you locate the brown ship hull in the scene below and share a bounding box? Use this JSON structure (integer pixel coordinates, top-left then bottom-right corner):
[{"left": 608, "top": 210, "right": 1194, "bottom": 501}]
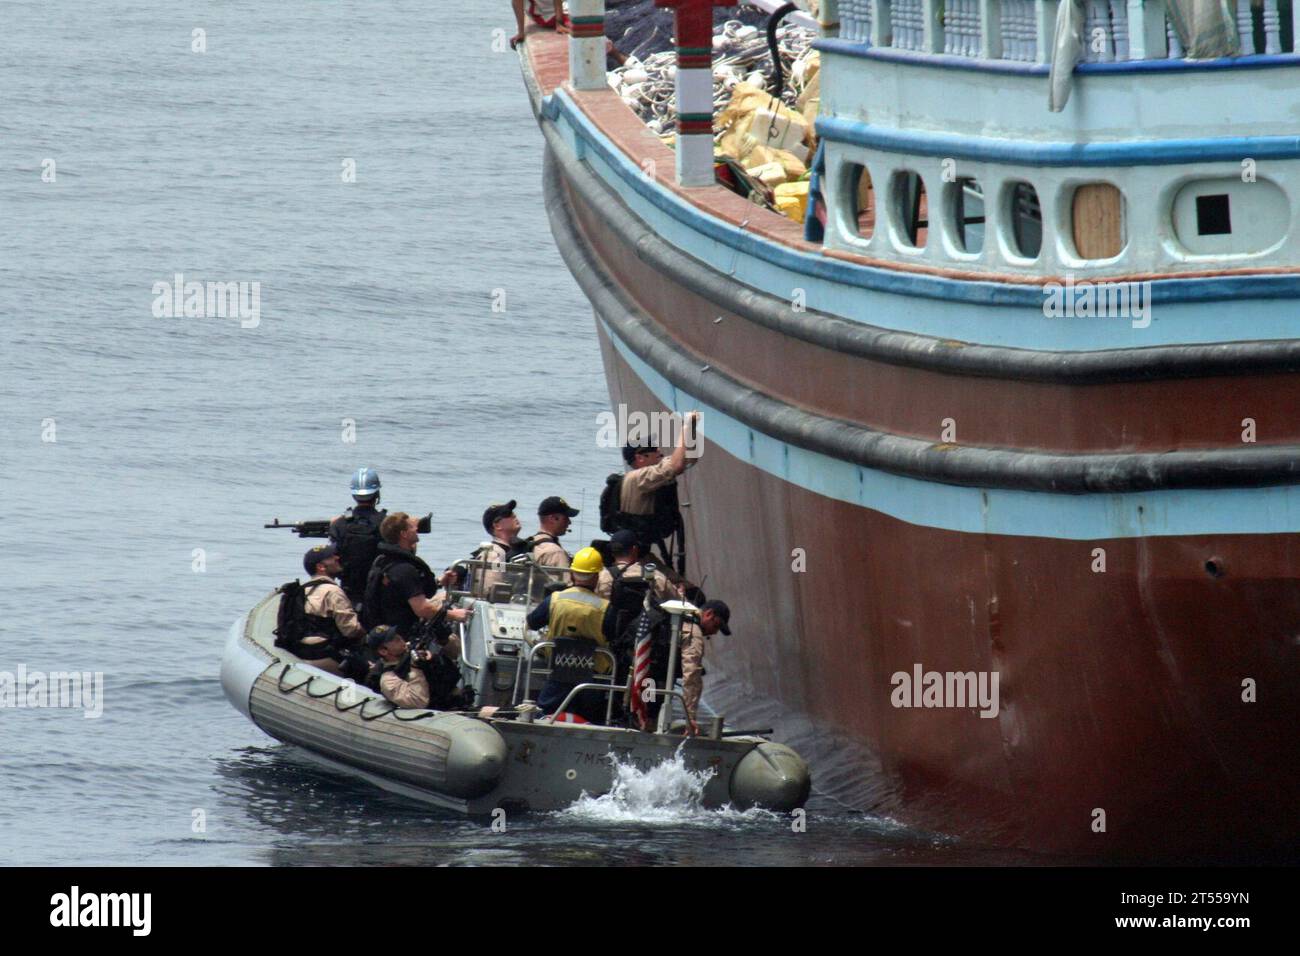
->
[
  {"left": 601, "top": 333, "right": 1300, "bottom": 857},
  {"left": 525, "top": 28, "right": 1300, "bottom": 858}
]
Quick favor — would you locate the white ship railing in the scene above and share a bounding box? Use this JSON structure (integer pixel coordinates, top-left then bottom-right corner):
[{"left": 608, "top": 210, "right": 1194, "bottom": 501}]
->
[{"left": 834, "top": 0, "right": 1296, "bottom": 62}]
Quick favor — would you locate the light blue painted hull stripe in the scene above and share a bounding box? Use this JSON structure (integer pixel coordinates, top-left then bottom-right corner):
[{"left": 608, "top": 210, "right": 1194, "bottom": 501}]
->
[
  {"left": 599, "top": 318, "right": 1300, "bottom": 540},
  {"left": 817, "top": 115, "right": 1300, "bottom": 167},
  {"left": 543, "top": 91, "right": 1300, "bottom": 352},
  {"left": 817, "top": 38, "right": 1300, "bottom": 77}
]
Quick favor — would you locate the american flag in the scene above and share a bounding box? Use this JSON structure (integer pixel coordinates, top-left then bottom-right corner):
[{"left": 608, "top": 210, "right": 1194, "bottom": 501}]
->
[{"left": 629, "top": 609, "right": 653, "bottom": 729}]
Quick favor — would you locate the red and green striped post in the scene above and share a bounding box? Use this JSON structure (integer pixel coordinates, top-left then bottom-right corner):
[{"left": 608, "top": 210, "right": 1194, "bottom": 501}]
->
[
  {"left": 655, "top": 0, "right": 728, "bottom": 187},
  {"left": 569, "top": 0, "right": 607, "bottom": 91}
]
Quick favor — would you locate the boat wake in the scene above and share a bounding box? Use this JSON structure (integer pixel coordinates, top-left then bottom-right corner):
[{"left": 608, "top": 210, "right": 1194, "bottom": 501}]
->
[{"left": 557, "top": 745, "right": 778, "bottom": 827}]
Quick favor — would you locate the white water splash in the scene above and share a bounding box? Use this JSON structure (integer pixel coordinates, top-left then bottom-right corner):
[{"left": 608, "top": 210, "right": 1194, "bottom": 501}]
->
[{"left": 558, "top": 745, "right": 778, "bottom": 827}]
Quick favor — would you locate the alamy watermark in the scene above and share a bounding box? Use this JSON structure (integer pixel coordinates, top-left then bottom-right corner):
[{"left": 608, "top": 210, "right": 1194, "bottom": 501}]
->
[
  {"left": 152, "top": 273, "right": 260, "bottom": 328},
  {"left": 1043, "top": 274, "right": 1151, "bottom": 329},
  {"left": 596, "top": 404, "right": 703, "bottom": 457},
  {"left": 0, "top": 665, "right": 104, "bottom": 718},
  {"left": 50, "top": 887, "right": 150, "bottom": 936},
  {"left": 891, "top": 663, "right": 999, "bottom": 718}
]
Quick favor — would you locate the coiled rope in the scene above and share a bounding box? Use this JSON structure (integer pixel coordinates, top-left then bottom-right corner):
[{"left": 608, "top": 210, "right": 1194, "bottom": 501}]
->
[{"left": 607, "top": 19, "right": 816, "bottom": 137}]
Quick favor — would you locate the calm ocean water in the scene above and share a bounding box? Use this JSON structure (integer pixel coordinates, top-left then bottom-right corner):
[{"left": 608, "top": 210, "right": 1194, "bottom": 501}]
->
[{"left": 0, "top": 0, "right": 1048, "bottom": 866}]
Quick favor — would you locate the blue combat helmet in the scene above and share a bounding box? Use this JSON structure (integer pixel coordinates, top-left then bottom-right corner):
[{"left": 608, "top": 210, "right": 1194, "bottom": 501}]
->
[{"left": 350, "top": 466, "right": 381, "bottom": 499}]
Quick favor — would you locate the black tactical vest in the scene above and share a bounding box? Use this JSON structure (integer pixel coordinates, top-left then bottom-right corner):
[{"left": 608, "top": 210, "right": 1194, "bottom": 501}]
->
[
  {"left": 363, "top": 544, "right": 437, "bottom": 631},
  {"left": 331, "top": 506, "right": 386, "bottom": 603}
]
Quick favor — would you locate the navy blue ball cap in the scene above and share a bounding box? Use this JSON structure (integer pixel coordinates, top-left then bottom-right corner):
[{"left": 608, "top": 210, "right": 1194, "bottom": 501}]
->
[
  {"left": 622, "top": 443, "right": 658, "bottom": 465},
  {"left": 482, "top": 499, "right": 517, "bottom": 533},
  {"left": 538, "top": 496, "right": 580, "bottom": 518},
  {"left": 366, "top": 625, "right": 404, "bottom": 651},
  {"left": 303, "top": 543, "right": 338, "bottom": 575},
  {"left": 609, "top": 529, "right": 639, "bottom": 551},
  {"left": 701, "top": 599, "right": 731, "bottom": 635}
]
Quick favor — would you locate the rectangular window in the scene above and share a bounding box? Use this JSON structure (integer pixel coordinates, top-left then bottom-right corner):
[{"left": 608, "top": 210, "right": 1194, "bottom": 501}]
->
[{"left": 1196, "top": 194, "right": 1232, "bottom": 236}]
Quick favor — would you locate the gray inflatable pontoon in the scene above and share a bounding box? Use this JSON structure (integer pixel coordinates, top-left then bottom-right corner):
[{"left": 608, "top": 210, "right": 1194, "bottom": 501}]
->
[{"left": 221, "top": 587, "right": 811, "bottom": 814}]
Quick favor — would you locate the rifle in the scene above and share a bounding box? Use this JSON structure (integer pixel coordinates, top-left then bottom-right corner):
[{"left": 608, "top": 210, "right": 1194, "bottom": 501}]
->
[
  {"left": 392, "top": 619, "right": 446, "bottom": 681},
  {"left": 409, "top": 606, "right": 454, "bottom": 653},
  {"left": 264, "top": 518, "right": 332, "bottom": 538},
  {"left": 264, "top": 512, "right": 431, "bottom": 538}
]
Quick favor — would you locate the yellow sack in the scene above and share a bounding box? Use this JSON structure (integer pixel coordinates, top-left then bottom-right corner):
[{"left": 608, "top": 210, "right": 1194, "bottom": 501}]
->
[
  {"left": 716, "top": 83, "right": 812, "bottom": 160},
  {"left": 743, "top": 143, "right": 806, "bottom": 182},
  {"left": 745, "top": 162, "right": 787, "bottom": 188},
  {"left": 774, "top": 180, "right": 810, "bottom": 224}
]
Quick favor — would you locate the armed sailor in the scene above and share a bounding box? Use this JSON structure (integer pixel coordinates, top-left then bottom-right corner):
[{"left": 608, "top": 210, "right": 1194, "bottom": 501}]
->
[
  {"left": 367, "top": 626, "right": 429, "bottom": 708},
  {"left": 265, "top": 466, "right": 432, "bottom": 617},
  {"left": 529, "top": 496, "right": 580, "bottom": 569},
  {"left": 364, "top": 625, "right": 465, "bottom": 710},
  {"left": 366, "top": 511, "right": 470, "bottom": 658},
  {"left": 328, "top": 466, "right": 388, "bottom": 608}
]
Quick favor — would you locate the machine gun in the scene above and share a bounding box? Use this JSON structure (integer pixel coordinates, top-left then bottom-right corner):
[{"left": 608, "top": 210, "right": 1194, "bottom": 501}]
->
[
  {"left": 264, "top": 518, "right": 331, "bottom": 538},
  {"left": 265, "top": 512, "right": 432, "bottom": 538}
]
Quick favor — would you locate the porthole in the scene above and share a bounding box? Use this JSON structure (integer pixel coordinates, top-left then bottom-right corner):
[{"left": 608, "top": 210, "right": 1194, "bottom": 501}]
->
[
  {"left": 890, "top": 170, "right": 928, "bottom": 250},
  {"left": 948, "top": 176, "right": 985, "bottom": 254},
  {"left": 844, "top": 162, "right": 876, "bottom": 239},
  {"left": 1172, "top": 178, "right": 1288, "bottom": 256},
  {"left": 1071, "top": 183, "right": 1126, "bottom": 260},
  {"left": 1005, "top": 181, "right": 1042, "bottom": 260}
]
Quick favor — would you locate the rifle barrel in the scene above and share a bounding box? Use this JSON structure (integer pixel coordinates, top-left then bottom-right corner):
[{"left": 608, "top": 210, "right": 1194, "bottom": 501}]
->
[{"left": 263, "top": 519, "right": 331, "bottom": 537}]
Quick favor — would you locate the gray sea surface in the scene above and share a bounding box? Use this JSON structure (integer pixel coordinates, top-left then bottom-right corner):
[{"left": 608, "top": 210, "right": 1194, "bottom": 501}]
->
[{"left": 0, "top": 0, "right": 1049, "bottom": 866}]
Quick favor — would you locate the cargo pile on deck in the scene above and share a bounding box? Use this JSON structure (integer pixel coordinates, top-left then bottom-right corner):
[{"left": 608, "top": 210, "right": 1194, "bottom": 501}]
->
[{"left": 606, "top": 18, "right": 820, "bottom": 223}]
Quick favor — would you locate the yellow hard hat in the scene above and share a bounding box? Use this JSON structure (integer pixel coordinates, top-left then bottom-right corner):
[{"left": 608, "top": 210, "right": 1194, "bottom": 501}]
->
[{"left": 570, "top": 546, "right": 604, "bottom": 575}]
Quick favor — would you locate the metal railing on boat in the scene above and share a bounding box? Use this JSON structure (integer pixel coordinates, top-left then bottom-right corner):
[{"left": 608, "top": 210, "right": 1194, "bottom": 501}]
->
[
  {"left": 834, "top": 0, "right": 1297, "bottom": 63},
  {"left": 450, "top": 557, "right": 569, "bottom": 605},
  {"left": 449, "top": 553, "right": 702, "bottom": 733},
  {"left": 514, "top": 640, "right": 620, "bottom": 725}
]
